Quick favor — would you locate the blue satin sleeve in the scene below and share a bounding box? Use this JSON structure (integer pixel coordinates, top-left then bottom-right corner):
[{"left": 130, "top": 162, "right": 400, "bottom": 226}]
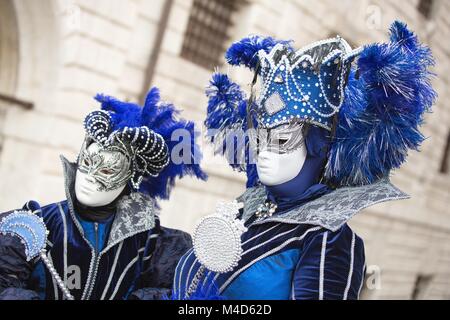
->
[{"left": 292, "top": 224, "right": 365, "bottom": 300}]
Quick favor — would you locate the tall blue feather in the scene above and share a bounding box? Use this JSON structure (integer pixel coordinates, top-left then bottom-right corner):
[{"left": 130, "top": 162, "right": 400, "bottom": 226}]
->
[
  {"left": 206, "top": 35, "right": 292, "bottom": 187},
  {"left": 94, "top": 88, "right": 207, "bottom": 199},
  {"left": 325, "top": 21, "right": 436, "bottom": 186},
  {"left": 205, "top": 72, "right": 260, "bottom": 187},
  {"left": 225, "top": 35, "right": 292, "bottom": 70}
]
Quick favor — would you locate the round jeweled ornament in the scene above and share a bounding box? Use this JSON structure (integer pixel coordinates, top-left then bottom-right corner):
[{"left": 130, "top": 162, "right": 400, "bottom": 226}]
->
[
  {"left": 0, "top": 210, "right": 74, "bottom": 300},
  {"left": 0, "top": 210, "right": 48, "bottom": 261},
  {"left": 192, "top": 201, "right": 247, "bottom": 274}
]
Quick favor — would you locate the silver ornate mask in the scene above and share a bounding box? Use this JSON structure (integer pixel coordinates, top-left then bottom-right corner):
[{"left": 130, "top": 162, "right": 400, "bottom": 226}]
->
[
  {"left": 250, "top": 121, "right": 308, "bottom": 155},
  {"left": 77, "top": 139, "right": 132, "bottom": 192}
]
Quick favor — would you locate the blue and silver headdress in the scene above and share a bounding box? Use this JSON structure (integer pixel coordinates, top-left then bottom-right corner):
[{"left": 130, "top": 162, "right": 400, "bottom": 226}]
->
[
  {"left": 204, "top": 21, "right": 436, "bottom": 188},
  {"left": 256, "top": 36, "right": 359, "bottom": 130},
  {"left": 82, "top": 87, "right": 207, "bottom": 199}
]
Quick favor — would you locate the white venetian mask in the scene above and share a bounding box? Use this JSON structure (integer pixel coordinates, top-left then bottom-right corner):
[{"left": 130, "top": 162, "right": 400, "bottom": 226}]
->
[
  {"left": 255, "top": 122, "right": 307, "bottom": 186},
  {"left": 75, "top": 142, "right": 131, "bottom": 207}
]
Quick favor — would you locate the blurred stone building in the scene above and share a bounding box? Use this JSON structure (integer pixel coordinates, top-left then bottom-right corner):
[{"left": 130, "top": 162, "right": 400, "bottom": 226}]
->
[{"left": 0, "top": 0, "right": 449, "bottom": 299}]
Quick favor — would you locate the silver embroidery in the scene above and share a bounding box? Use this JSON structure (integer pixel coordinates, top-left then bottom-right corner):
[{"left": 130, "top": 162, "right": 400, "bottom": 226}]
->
[
  {"left": 108, "top": 253, "right": 140, "bottom": 300},
  {"left": 57, "top": 203, "right": 68, "bottom": 296},
  {"left": 106, "top": 192, "right": 156, "bottom": 249},
  {"left": 100, "top": 241, "right": 124, "bottom": 300},
  {"left": 237, "top": 178, "right": 409, "bottom": 232},
  {"left": 236, "top": 186, "right": 267, "bottom": 219}
]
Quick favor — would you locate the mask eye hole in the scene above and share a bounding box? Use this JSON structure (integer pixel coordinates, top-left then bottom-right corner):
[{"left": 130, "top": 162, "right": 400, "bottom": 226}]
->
[
  {"left": 275, "top": 137, "right": 289, "bottom": 145},
  {"left": 83, "top": 158, "right": 90, "bottom": 166},
  {"left": 99, "top": 168, "right": 114, "bottom": 175}
]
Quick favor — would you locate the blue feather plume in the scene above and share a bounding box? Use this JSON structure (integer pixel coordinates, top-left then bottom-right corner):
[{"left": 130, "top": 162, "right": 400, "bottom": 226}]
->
[
  {"left": 325, "top": 21, "right": 436, "bottom": 186},
  {"left": 204, "top": 72, "right": 259, "bottom": 188},
  {"left": 225, "top": 35, "right": 292, "bottom": 70},
  {"left": 94, "top": 88, "right": 207, "bottom": 199},
  {"left": 203, "top": 35, "right": 292, "bottom": 187},
  {"left": 204, "top": 73, "right": 247, "bottom": 132}
]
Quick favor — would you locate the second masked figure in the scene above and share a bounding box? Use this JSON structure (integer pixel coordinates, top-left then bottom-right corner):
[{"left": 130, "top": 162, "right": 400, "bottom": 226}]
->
[
  {"left": 0, "top": 88, "right": 206, "bottom": 300},
  {"left": 173, "top": 21, "right": 436, "bottom": 300}
]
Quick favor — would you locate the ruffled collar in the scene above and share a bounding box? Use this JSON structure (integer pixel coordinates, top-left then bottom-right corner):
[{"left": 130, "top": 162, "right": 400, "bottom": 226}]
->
[{"left": 237, "top": 178, "right": 409, "bottom": 231}]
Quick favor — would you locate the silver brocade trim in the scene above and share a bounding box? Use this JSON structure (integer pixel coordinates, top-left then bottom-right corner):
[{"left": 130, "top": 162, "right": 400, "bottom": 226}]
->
[
  {"left": 104, "top": 193, "right": 156, "bottom": 251},
  {"left": 100, "top": 241, "right": 124, "bottom": 300},
  {"left": 237, "top": 178, "right": 410, "bottom": 232},
  {"left": 108, "top": 249, "right": 143, "bottom": 300},
  {"left": 343, "top": 231, "right": 356, "bottom": 300},
  {"left": 57, "top": 203, "right": 68, "bottom": 294}
]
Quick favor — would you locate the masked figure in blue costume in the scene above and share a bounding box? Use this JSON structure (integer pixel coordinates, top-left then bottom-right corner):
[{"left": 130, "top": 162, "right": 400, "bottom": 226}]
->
[
  {"left": 173, "top": 21, "right": 436, "bottom": 300},
  {"left": 0, "top": 88, "right": 206, "bottom": 300}
]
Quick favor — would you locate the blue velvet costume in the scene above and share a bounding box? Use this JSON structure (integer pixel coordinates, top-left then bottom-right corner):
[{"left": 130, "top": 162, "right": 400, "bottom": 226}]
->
[
  {"left": 175, "top": 222, "right": 365, "bottom": 300},
  {"left": 174, "top": 21, "right": 435, "bottom": 300},
  {"left": 0, "top": 158, "right": 192, "bottom": 300},
  {"left": 173, "top": 128, "right": 405, "bottom": 300},
  {"left": 0, "top": 88, "right": 207, "bottom": 300}
]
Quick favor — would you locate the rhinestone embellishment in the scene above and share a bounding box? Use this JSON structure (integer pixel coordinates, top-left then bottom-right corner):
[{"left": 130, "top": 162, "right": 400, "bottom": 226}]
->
[
  {"left": 192, "top": 201, "right": 247, "bottom": 274},
  {"left": 274, "top": 75, "right": 284, "bottom": 84},
  {"left": 255, "top": 200, "right": 277, "bottom": 219},
  {"left": 264, "top": 91, "right": 286, "bottom": 116}
]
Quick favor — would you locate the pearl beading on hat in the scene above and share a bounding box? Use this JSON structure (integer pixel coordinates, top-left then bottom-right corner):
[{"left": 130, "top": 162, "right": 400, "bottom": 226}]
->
[
  {"left": 255, "top": 36, "right": 357, "bottom": 130},
  {"left": 83, "top": 110, "right": 170, "bottom": 191}
]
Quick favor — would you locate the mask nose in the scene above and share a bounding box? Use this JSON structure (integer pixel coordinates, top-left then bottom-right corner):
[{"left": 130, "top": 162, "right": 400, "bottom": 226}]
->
[
  {"left": 84, "top": 174, "right": 96, "bottom": 184},
  {"left": 257, "top": 151, "right": 272, "bottom": 163}
]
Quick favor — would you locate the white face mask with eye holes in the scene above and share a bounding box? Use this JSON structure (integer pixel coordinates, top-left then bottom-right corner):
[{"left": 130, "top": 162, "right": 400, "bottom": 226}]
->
[
  {"left": 75, "top": 142, "right": 131, "bottom": 207},
  {"left": 255, "top": 123, "right": 308, "bottom": 186}
]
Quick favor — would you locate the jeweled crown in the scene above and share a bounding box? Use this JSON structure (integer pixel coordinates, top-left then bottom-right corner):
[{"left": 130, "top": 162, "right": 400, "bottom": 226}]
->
[{"left": 256, "top": 36, "right": 359, "bottom": 130}]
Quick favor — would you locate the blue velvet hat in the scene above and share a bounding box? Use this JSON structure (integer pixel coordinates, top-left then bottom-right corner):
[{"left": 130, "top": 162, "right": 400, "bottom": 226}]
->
[{"left": 256, "top": 36, "right": 360, "bottom": 130}]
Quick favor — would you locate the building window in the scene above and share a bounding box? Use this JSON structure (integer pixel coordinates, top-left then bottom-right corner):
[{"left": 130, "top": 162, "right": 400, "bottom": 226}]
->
[
  {"left": 181, "top": 0, "right": 240, "bottom": 69},
  {"left": 418, "top": 0, "right": 434, "bottom": 19},
  {"left": 439, "top": 130, "right": 450, "bottom": 174},
  {"left": 411, "top": 274, "right": 433, "bottom": 300}
]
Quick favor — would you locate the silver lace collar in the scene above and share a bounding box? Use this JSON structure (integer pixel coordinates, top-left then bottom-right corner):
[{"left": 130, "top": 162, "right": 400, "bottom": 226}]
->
[
  {"left": 237, "top": 178, "right": 409, "bottom": 232},
  {"left": 61, "top": 156, "right": 156, "bottom": 250}
]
